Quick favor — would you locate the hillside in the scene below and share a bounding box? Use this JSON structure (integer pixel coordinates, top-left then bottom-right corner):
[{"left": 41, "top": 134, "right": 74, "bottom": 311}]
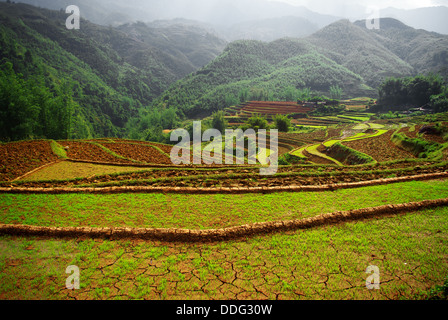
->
[
  {"left": 306, "top": 19, "right": 416, "bottom": 88},
  {"left": 0, "top": 2, "right": 225, "bottom": 140},
  {"left": 153, "top": 18, "right": 448, "bottom": 119},
  {"left": 153, "top": 37, "right": 373, "bottom": 118},
  {"left": 117, "top": 21, "right": 227, "bottom": 70},
  {"left": 354, "top": 18, "right": 448, "bottom": 78}
]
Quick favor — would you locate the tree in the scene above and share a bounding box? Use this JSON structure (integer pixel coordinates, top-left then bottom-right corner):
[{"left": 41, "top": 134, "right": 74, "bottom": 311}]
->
[
  {"left": 225, "top": 93, "right": 239, "bottom": 107},
  {"left": 273, "top": 114, "right": 291, "bottom": 132},
  {"left": 160, "top": 107, "right": 178, "bottom": 129},
  {"left": 377, "top": 74, "right": 444, "bottom": 109},
  {"left": 329, "top": 85, "right": 343, "bottom": 100},
  {"left": 211, "top": 110, "right": 227, "bottom": 133},
  {"left": 297, "top": 87, "right": 311, "bottom": 101},
  {"left": 248, "top": 87, "right": 270, "bottom": 101},
  {"left": 238, "top": 87, "right": 249, "bottom": 103},
  {"left": 0, "top": 62, "right": 39, "bottom": 141},
  {"left": 377, "top": 77, "right": 408, "bottom": 106},
  {"left": 282, "top": 86, "right": 298, "bottom": 101},
  {"left": 245, "top": 114, "right": 269, "bottom": 130},
  {"left": 430, "top": 86, "right": 448, "bottom": 113},
  {"left": 408, "top": 74, "right": 443, "bottom": 107}
]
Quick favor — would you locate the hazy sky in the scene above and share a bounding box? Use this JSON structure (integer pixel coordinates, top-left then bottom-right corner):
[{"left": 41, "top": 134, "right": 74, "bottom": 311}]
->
[{"left": 270, "top": 0, "right": 448, "bottom": 16}]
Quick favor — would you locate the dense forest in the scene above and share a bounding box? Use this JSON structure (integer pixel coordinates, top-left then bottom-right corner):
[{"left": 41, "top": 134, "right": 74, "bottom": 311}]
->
[
  {"left": 374, "top": 74, "right": 448, "bottom": 113},
  {"left": 0, "top": 2, "right": 224, "bottom": 141},
  {"left": 0, "top": 62, "right": 76, "bottom": 141}
]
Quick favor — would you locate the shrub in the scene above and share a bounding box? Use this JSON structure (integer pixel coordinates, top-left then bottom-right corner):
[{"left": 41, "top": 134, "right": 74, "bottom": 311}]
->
[
  {"left": 328, "top": 143, "right": 375, "bottom": 165},
  {"left": 427, "top": 276, "right": 448, "bottom": 300},
  {"left": 50, "top": 140, "right": 68, "bottom": 159},
  {"left": 273, "top": 114, "right": 291, "bottom": 132},
  {"left": 278, "top": 153, "right": 304, "bottom": 165},
  {"left": 391, "top": 132, "right": 444, "bottom": 159}
]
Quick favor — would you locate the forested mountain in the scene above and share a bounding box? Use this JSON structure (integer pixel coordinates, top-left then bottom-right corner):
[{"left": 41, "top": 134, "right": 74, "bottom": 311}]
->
[
  {"left": 354, "top": 18, "right": 448, "bottom": 79},
  {"left": 117, "top": 21, "right": 227, "bottom": 70},
  {"left": 306, "top": 19, "right": 416, "bottom": 88},
  {"left": 154, "top": 18, "right": 448, "bottom": 118},
  {"left": 0, "top": 2, "right": 225, "bottom": 140},
  {"left": 1, "top": 2, "right": 447, "bottom": 142},
  {"left": 153, "top": 37, "right": 374, "bottom": 118}
]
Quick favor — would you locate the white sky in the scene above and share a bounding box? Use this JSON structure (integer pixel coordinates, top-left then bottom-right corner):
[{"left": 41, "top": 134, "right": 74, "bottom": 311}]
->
[{"left": 269, "top": 0, "right": 448, "bottom": 15}]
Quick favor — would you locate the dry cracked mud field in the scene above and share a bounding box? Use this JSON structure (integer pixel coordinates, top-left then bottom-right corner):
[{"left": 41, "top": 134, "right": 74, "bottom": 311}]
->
[{"left": 1, "top": 201, "right": 447, "bottom": 301}]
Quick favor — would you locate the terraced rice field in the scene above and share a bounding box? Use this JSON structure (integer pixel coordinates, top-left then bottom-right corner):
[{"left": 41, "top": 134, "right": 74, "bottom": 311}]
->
[
  {"left": 0, "top": 140, "right": 59, "bottom": 181},
  {"left": 224, "top": 100, "right": 375, "bottom": 132},
  {"left": 237, "top": 101, "right": 313, "bottom": 116},
  {"left": 1, "top": 114, "right": 448, "bottom": 301},
  {"left": 343, "top": 131, "right": 416, "bottom": 163}
]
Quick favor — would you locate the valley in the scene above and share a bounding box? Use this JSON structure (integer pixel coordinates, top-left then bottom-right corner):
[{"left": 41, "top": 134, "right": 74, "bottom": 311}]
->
[{"left": 1, "top": 1, "right": 448, "bottom": 303}]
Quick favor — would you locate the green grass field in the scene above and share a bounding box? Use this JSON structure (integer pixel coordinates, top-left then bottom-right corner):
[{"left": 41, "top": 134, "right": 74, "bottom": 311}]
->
[
  {"left": 1, "top": 204, "right": 447, "bottom": 300},
  {"left": 1, "top": 179, "right": 448, "bottom": 300},
  {"left": 21, "top": 161, "right": 149, "bottom": 181},
  {"left": 3, "top": 180, "right": 448, "bottom": 230}
]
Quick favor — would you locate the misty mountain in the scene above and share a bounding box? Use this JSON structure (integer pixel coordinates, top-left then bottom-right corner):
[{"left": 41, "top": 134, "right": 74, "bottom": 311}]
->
[
  {"left": 12, "top": 0, "right": 448, "bottom": 40},
  {"left": 221, "top": 16, "right": 319, "bottom": 42},
  {"left": 117, "top": 21, "right": 227, "bottom": 70},
  {"left": 379, "top": 6, "right": 448, "bottom": 35},
  {"left": 14, "top": 0, "right": 341, "bottom": 28},
  {"left": 154, "top": 17, "right": 448, "bottom": 118},
  {"left": 307, "top": 19, "right": 415, "bottom": 88},
  {"left": 0, "top": 2, "right": 225, "bottom": 137},
  {"left": 5, "top": 0, "right": 337, "bottom": 43},
  {"left": 354, "top": 18, "right": 448, "bottom": 77}
]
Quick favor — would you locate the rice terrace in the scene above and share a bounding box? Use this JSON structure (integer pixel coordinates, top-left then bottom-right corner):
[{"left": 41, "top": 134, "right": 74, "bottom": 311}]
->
[
  {"left": 1, "top": 103, "right": 448, "bottom": 301},
  {"left": 1, "top": 0, "right": 448, "bottom": 305}
]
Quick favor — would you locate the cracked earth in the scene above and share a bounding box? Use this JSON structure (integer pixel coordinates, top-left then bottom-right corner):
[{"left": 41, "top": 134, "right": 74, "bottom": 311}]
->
[{"left": 1, "top": 205, "right": 446, "bottom": 300}]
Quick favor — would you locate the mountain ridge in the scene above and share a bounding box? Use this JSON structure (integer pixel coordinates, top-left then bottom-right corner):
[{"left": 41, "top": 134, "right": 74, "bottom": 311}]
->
[
  {"left": 12, "top": 0, "right": 448, "bottom": 37},
  {"left": 1, "top": 2, "right": 447, "bottom": 141},
  {"left": 0, "top": 2, "right": 226, "bottom": 138},
  {"left": 153, "top": 17, "right": 448, "bottom": 118}
]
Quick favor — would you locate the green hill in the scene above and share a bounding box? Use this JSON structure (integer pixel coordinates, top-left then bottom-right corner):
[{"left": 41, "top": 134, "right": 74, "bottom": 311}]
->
[
  {"left": 354, "top": 18, "right": 448, "bottom": 78},
  {"left": 154, "top": 18, "right": 448, "bottom": 119},
  {"left": 307, "top": 19, "right": 415, "bottom": 88},
  {"left": 0, "top": 2, "right": 226, "bottom": 140}
]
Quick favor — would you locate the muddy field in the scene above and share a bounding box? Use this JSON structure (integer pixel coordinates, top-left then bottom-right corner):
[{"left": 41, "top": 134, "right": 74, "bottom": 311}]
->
[
  {"left": 1, "top": 126, "right": 448, "bottom": 301},
  {"left": 3, "top": 160, "right": 446, "bottom": 189},
  {"left": 60, "top": 141, "right": 136, "bottom": 164},
  {"left": 98, "top": 142, "right": 172, "bottom": 165},
  {"left": 0, "top": 140, "right": 59, "bottom": 181},
  {"left": 343, "top": 131, "right": 417, "bottom": 162}
]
